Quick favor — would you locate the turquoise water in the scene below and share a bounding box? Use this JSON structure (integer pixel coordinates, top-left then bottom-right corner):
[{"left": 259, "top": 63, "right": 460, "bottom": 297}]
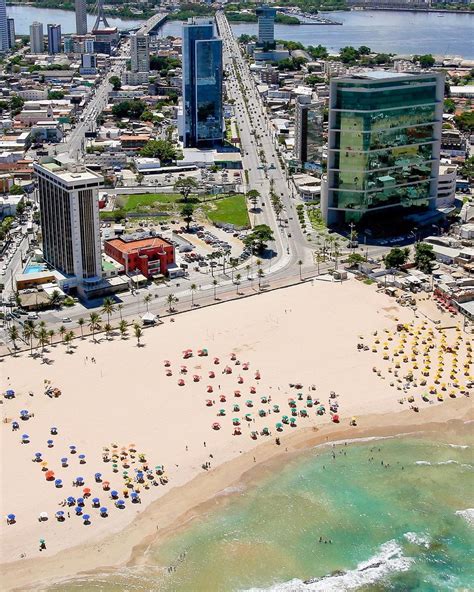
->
[
  {"left": 24, "top": 264, "right": 46, "bottom": 274},
  {"left": 47, "top": 432, "right": 474, "bottom": 592}
]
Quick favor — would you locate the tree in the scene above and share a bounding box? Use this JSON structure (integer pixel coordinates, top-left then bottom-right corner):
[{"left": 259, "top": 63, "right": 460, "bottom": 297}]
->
[
  {"left": 64, "top": 331, "right": 74, "bottom": 353},
  {"left": 89, "top": 312, "right": 101, "bottom": 341},
  {"left": 455, "top": 111, "right": 474, "bottom": 133},
  {"left": 104, "top": 323, "right": 112, "bottom": 340},
  {"left": 134, "top": 322, "right": 143, "bottom": 346},
  {"left": 307, "top": 44, "right": 328, "bottom": 59},
  {"left": 23, "top": 321, "right": 37, "bottom": 355},
  {"left": 230, "top": 258, "right": 238, "bottom": 282},
  {"left": 136, "top": 172, "right": 144, "bottom": 186},
  {"left": 181, "top": 203, "right": 194, "bottom": 231},
  {"left": 384, "top": 247, "right": 409, "bottom": 269},
  {"left": 78, "top": 317, "right": 85, "bottom": 338},
  {"left": 8, "top": 325, "right": 19, "bottom": 349},
  {"left": 347, "top": 253, "right": 365, "bottom": 267},
  {"left": 212, "top": 278, "right": 219, "bottom": 300},
  {"left": 48, "top": 90, "right": 65, "bottom": 100},
  {"left": 358, "top": 45, "right": 371, "bottom": 55},
  {"left": 139, "top": 139, "right": 177, "bottom": 162},
  {"left": 49, "top": 289, "right": 62, "bottom": 308},
  {"left": 118, "top": 303, "right": 124, "bottom": 321},
  {"left": 9, "top": 184, "right": 24, "bottom": 195},
  {"left": 257, "top": 267, "right": 265, "bottom": 289},
  {"left": 418, "top": 54, "right": 435, "bottom": 68},
  {"left": 444, "top": 99, "right": 456, "bottom": 114},
  {"left": 339, "top": 46, "right": 360, "bottom": 64},
  {"left": 166, "top": 293, "right": 178, "bottom": 312},
  {"left": 48, "top": 329, "right": 55, "bottom": 346},
  {"left": 140, "top": 110, "right": 154, "bottom": 122},
  {"left": 174, "top": 177, "right": 198, "bottom": 203},
  {"left": 101, "top": 297, "right": 115, "bottom": 324},
  {"left": 143, "top": 294, "right": 152, "bottom": 312},
  {"left": 298, "top": 259, "right": 303, "bottom": 281},
  {"left": 190, "top": 283, "right": 197, "bottom": 307},
  {"left": 58, "top": 325, "right": 67, "bottom": 343},
  {"left": 247, "top": 189, "right": 260, "bottom": 212},
  {"left": 112, "top": 99, "right": 146, "bottom": 119},
  {"left": 414, "top": 242, "right": 436, "bottom": 274},
  {"left": 235, "top": 273, "right": 241, "bottom": 294},
  {"left": 10, "top": 95, "right": 24, "bottom": 115},
  {"left": 243, "top": 224, "right": 274, "bottom": 254},
  {"left": 37, "top": 327, "right": 49, "bottom": 354},
  {"left": 109, "top": 75, "right": 121, "bottom": 91},
  {"left": 119, "top": 319, "right": 128, "bottom": 338}
]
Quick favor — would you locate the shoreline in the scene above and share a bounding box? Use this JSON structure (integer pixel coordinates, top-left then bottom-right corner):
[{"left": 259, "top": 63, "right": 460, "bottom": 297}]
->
[{"left": 2, "top": 397, "right": 472, "bottom": 592}]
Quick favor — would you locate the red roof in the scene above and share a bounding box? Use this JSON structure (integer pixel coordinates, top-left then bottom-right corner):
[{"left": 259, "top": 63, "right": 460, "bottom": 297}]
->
[{"left": 106, "top": 236, "right": 172, "bottom": 254}]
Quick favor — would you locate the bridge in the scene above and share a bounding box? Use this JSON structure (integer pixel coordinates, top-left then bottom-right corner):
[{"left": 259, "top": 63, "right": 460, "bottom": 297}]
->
[{"left": 137, "top": 12, "right": 168, "bottom": 36}]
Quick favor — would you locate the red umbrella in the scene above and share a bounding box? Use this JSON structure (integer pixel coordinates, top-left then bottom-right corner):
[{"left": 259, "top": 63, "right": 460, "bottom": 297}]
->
[
  {"left": 164, "top": 360, "right": 170, "bottom": 367},
  {"left": 102, "top": 481, "right": 110, "bottom": 491},
  {"left": 332, "top": 414, "right": 340, "bottom": 423},
  {"left": 234, "top": 390, "right": 241, "bottom": 397},
  {"left": 178, "top": 379, "right": 185, "bottom": 386},
  {"left": 207, "top": 385, "right": 213, "bottom": 393},
  {"left": 212, "top": 422, "right": 221, "bottom": 430},
  {"left": 238, "top": 376, "right": 244, "bottom": 384},
  {"left": 214, "top": 357, "right": 220, "bottom": 364}
]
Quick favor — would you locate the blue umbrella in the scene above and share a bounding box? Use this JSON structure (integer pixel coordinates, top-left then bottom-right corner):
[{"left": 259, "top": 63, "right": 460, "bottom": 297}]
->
[
  {"left": 75, "top": 506, "right": 82, "bottom": 515},
  {"left": 77, "top": 497, "right": 84, "bottom": 506},
  {"left": 116, "top": 499, "right": 125, "bottom": 508},
  {"left": 61, "top": 458, "right": 68, "bottom": 466},
  {"left": 7, "top": 514, "right": 15, "bottom": 522},
  {"left": 20, "top": 410, "right": 29, "bottom": 416},
  {"left": 6, "top": 389, "right": 15, "bottom": 397},
  {"left": 79, "top": 454, "right": 86, "bottom": 463},
  {"left": 50, "top": 427, "right": 58, "bottom": 435},
  {"left": 21, "top": 434, "right": 29, "bottom": 443},
  {"left": 76, "top": 477, "right": 84, "bottom": 485},
  {"left": 111, "top": 490, "right": 118, "bottom": 499},
  {"left": 82, "top": 514, "right": 90, "bottom": 523},
  {"left": 55, "top": 511, "right": 65, "bottom": 520},
  {"left": 47, "top": 440, "right": 54, "bottom": 447},
  {"left": 54, "top": 479, "right": 63, "bottom": 488},
  {"left": 67, "top": 496, "right": 75, "bottom": 505},
  {"left": 99, "top": 507, "right": 108, "bottom": 516},
  {"left": 95, "top": 472, "right": 102, "bottom": 482},
  {"left": 92, "top": 497, "right": 100, "bottom": 507},
  {"left": 12, "top": 421, "right": 19, "bottom": 429},
  {"left": 70, "top": 445, "right": 77, "bottom": 453},
  {"left": 35, "top": 452, "right": 42, "bottom": 459}
]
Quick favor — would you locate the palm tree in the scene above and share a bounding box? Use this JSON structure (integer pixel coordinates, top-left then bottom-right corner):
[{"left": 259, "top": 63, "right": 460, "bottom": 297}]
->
[
  {"left": 134, "top": 322, "right": 143, "bottom": 346},
  {"left": 230, "top": 258, "right": 238, "bottom": 282},
  {"left": 78, "top": 317, "right": 85, "bottom": 338},
  {"left": 258, "top": 267, "right": 265, "bottom": 290},
  {"left": 89, "top": 312, "right": 101, "bottom": 342},
  {"left": 37, "top": 327, "right": 49, "bottom": 354},
  {"left": 245, "top": 264, "right": 251, "bottom": 280},
  {"left": 8, "top": 325, "right": 19, "bottom": 349},
  {"left": 298, "top": 259, "right": 303, "bottom": 281},
  {"left": 235, "top": 273, "right": 241, "bottom": 294},
  {"left": 58, "top": 325, "right": 67, "bottom": 343},
  {"left": 64, "top": 331, "right": 73, "bottom": 353},
  {"left": 119, "top": 319, "right": 128, "bottom": 339},
  {"left": 104, "top": 323, "right": 112, "bottom": 340},
  {"left": 166, "top": 293, "right": 178, "bottom": 312},
  {"left": 101, "top": 297, "right": 115, "bottom": 325},
  {"left": 190, "top": 283, "right": 197, "bottom": 307},
  {"left": 48, "top": 329, "right": 55, "bottom": 346},
  {"left": 212, "top": 278, "right": 219, "bottom": 300},
  {"left": 49, "top": 289, "right": 61, "bottom": 308},
  {"left": 143, "top": 294, "right": 152, "bottom": 312},
  {"left": 118, "top": 303, "right": 124, "bottom": 321},
  {"left": 23, "top": 321, "right": 37, "bottom": 355}
]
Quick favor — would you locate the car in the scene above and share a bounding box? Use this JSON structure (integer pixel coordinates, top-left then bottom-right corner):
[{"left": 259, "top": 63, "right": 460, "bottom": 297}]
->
[{"left": 62, "top": 317, "right": 72, "bottom": 323}]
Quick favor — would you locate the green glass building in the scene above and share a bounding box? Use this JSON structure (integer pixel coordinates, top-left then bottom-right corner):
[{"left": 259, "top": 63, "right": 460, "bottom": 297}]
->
[{"left": 321, "top": 71, "right": 444, "bottom": 225}]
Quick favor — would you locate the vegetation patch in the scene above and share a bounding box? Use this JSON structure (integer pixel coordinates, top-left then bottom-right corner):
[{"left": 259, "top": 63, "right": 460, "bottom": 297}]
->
[{"left": 204, "top": 194, "right": 250, "bottom": 228}]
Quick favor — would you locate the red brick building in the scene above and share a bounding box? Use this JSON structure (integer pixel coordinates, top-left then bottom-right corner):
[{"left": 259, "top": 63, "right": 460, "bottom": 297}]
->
[{"left": 104, "top": 235, "right": 175, "bottom": 278}]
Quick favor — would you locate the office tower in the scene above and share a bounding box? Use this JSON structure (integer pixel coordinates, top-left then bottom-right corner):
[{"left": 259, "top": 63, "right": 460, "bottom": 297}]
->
[
  {"left": 256, "top": 4, "right": 276, "bottom": 48},
  {"left": 75, "top": 0, "right": 87, "bottom": 35},
  {"left": 29, "top": 22, "right": 44, "bottom": 54},
  {"left": 130, "top": 32, "right": 150, "bottom": 73},
  {"left": 34, "top": 161, "right": 103, "bottom": 292},
  {"left": 182, "top": 18, "right": 223, "bottom": 148},
  {"left": 47, "top": 24, "right": 61, "bottom": 54},
  {"left": 294, "top": 96, "right": 324, "bottom": 170},
  {"left": 0, "top": 0, "right": 9, "bottom": 52},
  {"left": 63, "top": 36, "right": 74, "bottom": 53},
  {"left": 7, "top": 17, "right": 15, "bottom": 49},
  {"left": 321, "top": 71, "right": 444, "bottom": 226}
]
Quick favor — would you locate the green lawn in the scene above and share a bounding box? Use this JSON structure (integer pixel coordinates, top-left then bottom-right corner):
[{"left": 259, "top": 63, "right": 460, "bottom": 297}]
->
[
  {"left": 119, "top": 193, "right": 182, "bottom": 212},
  {"left": 205, "top": 194, "right": 250, "bottom": 228}
]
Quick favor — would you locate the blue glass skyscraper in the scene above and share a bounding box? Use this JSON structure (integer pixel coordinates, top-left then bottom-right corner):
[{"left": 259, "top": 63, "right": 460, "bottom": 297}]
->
[{"left": 182, "top": 18, "right": 223, "bottom": 148}]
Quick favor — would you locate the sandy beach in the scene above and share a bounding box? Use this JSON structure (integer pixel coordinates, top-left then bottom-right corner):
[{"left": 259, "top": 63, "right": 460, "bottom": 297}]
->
[{"left": 1, "top": 278, "right": 472, "bottom": 591}]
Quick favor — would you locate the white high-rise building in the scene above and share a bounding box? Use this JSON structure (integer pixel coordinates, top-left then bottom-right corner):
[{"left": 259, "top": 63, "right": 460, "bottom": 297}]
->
[
  {"left": 75, "top": 0, "right": 87, "bottom": 35},
  {"left": 29, "top": 21, "right": 44, "bottom": 54},
  {"left": 7, "top": 17, "right": 15, "bottom": 49},
  {"left": 34, "top": 161, "right": 103, "bottom": 295},
  {"left": 0, "top": 0, "right": 9, "bottom": 53},
  {"left": 130, "top": 32, "right": 150, "bottom": 73}
]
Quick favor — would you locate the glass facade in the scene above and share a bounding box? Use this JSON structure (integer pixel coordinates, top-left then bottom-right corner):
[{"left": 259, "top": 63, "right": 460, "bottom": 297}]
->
[
  {"left": 182, "top": 20, "right": 223, "bottom": 148},
  {"left": 295, "top": 100, "right": 324, "bottom": 168},
  {"left": 325, "top": 72, "right": 443, "bottom": 225}
]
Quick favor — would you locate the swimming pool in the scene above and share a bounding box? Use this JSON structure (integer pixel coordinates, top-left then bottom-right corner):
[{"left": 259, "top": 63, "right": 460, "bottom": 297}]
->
[{"left": 23, "top": 264, "right": 47, "bottom": 274}]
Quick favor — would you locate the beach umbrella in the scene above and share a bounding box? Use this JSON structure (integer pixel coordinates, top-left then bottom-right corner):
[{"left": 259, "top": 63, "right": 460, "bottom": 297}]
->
[
  {"left": 246, "top": 400, "right": 253, "bottom": 407},
  {"left": 290, "top": 417, "right": 297, "bottom": 426},
  {"left": 54, "top": 479, "right": 63, "bottom": 488},
  {"left": 69, "top": 445, "right": 77, "bottom": 453},
  {"left": 100, "top": 507, "right": 108, "bottom": 517},
  {"left": 95, "top": 473, "right": 102, "bottom": 482},
  {"left": 76, "top": 477, "right": 84, "bottom": 486},
  {"left": 45, "top": 470, "right": 55, "bottom": 481},
  {"left": 83, "top": 488, "right": 91, "bottom": 497},
  {"left": 83, "top": 514, "right": 91, "bottom": 524},
  {"left": 79, "top": 454, "right": 86, "bottom": 464},
  {"left": 35, "top": 452, "right": 42, "bottom": 461},
  {"left": 116, "top": 500, "right": 125, "bottom": 508},
  {"left": 50, "top": 427, "right": 58, "bottom": 435},
  {"left": 262, "top": 427, "right": 269, "bottom": 435},
  {"left": 77, "top": 497, "right": 85, "bottom": 507},
  {"left": 39, "top": 512, "right": 48, "bottom": 521},
  {"left": 212, "top": 422, "right": 221, "bottom": 430},
  {"left": 67, "top": 496, "right": 75, "bottom": 506},
  {"left": 233, "top": 404, "right": 240, "bottom": 412},
  {"left": 245, "top": 413, "right": 252, "bottom": 421},
  {"left": 273, "top": 405, "right": 280, "bottom": 413},
  {"left": 282, "top": 416, "right": 289, "bottom": 424},
  {"left": 5, "top": 389, "right": 15, "bottom": 398},
  {"left": 276, "top": 423, "right": 283, "bottom": 431},
  {"left": 55, "top": 511, "right": 65, "bottom": 521},
  {"left": 7, "top": 514, "right": 16, "bottom": 524},
  {"left": 47, "top": 440, "right": 54, "bottom": 448},
  {"left": 75, "top": 506, "right": 83, "bottom": 515},
  {"left": 21, "top": 434, "right": 29, "bottom": 443},
  {"left": 111, "top": 490, "right": 119, "bottom": 499},
  {"left": 218, "top": 409, "right": 226, "bottom": 416},
  {"left": 232, "top": 418, "right": 240, "bottom": 426},
  {"left": 102, "top": 482, "right": 109, "bottom": 492},
  {"left": 20, "top": 410, "right": 29, "bottom": 419},
  {"left": 61, "top": 458, "right": 68, "bottom": 467}
]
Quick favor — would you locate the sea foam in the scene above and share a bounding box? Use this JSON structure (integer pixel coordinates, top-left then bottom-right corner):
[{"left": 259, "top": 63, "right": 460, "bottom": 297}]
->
[
  {"left": 242, "top": 540, "right": 412, "bottom": 592},
  {"left": 455, "top": 508, "right": 474, "bottom": 527},
  {"left": 403, "top": 532, "right": 431, "bottom": 547}
]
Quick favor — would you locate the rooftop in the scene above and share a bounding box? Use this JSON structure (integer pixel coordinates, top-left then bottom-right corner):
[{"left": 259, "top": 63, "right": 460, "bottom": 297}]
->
[
  {"left": 106, "top": 235, "right": 172, "bottom": 254},
  {"left": 35, "top": 162, "right": 104, "bottom": 185}
]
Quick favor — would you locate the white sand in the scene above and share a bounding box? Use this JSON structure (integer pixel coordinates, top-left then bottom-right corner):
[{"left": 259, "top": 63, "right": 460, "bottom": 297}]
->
[{"left": 0, "top": 279, "right": 470, "bottom": 578}]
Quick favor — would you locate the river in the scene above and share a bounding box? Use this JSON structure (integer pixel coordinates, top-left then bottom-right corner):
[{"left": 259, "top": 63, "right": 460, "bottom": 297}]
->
[{"left": 6, "top": 6, "right": 474, "bottom": 58}]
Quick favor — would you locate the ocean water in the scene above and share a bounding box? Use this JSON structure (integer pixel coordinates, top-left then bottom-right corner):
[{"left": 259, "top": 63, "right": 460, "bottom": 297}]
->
[{"left": 46, "top": 433, "right": 474, "bottom": 592}]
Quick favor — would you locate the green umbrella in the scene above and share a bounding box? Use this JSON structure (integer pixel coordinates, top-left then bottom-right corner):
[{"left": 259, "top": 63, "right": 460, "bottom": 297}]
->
[
  {"left": 232, "top": 418, "right": 240, "bottom": 425},
  {"left": 219, "top": 409, "right": 226, "bottom": 415},
  {"left": 245, "top": 413, "right": 252, "bottom": 420},
  {"left": 276, "top": 422, "right": 283, "bottom": 429}
]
